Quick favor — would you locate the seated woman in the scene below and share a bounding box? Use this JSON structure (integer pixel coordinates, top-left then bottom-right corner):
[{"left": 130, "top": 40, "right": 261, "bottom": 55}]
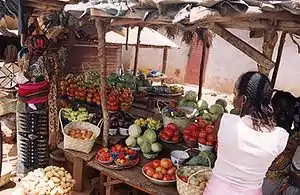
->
[{"left": 263, "top": 90, "right": 300, "bottom": 195}]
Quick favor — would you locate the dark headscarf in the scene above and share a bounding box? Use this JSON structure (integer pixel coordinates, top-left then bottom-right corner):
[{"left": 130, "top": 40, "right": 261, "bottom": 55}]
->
[{"left": 27, "top": 35, "right": 49, "bottom": 55}]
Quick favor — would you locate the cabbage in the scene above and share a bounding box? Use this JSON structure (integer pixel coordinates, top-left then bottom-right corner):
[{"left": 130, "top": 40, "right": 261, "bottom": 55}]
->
[
  {"left": 151, "top": 142, "right": 163, "bottom": 153},
  {"left": 202, "top": 112, "right": 212, "bottom": 121},
  {"left": 209, "top": 104, "right": 224, "bottom": 116},
  {"left": 186, "top": 151, "right": 216, "bottom": 167},
  {"left": 141, "top": 142, "right": 152, "bottom": 154},
  {"left": 197, "top": 99, "right": 208, "bottom": 110},
  {"left": 179, "top": 100, "right": 198, "bottom": 108},
  {"left": 125, "top": 136, "right": 137, "bottom": 147},
  {"left": 230, "top": 109, "right": 239, "bottom": 115},
  {"left": 128, "top": 124, "right": 142, "bottom": 138},
  {"left": 215, "top": 99, "right": 227, "bottom": 108},
  {"left": 143, "top": 129, "right": 157, "bottom": 143},
  {"left": 137, "top": 136, "right": 144, "bottom": 146},
  {"left": 184, "top": 91, "right": 197, "bottom": 102}
]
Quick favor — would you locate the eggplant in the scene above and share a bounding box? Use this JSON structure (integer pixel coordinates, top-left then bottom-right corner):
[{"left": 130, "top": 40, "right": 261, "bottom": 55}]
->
[
  {"left": 123, "top": 121, "right": 132, "bottom": 128},
  {"left": 110, "top": 121, "right": 118, "bottom": 129},
  {"left": 110, "top": 115, "right": 118, "bottom": 122},
  {"left": 118, "top": 119, "right": 125, "bottom": 127},
  {"left": 124, "top": 113, "right": 133, "bottom": 121}
]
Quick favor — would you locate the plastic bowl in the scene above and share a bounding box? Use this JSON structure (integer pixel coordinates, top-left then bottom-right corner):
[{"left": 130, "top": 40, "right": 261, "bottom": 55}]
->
[
  {"left": 170, "top": 150, "right": 189, "bottom": 165},
  {"left": 198, "top": 143, "right": 214, "bottom": 152},
  {"left": 119, "top": 128, "right": 129, "bottom": 136},
  {"left": 109, "top": 128, "right": 118, "bottom": 136}
]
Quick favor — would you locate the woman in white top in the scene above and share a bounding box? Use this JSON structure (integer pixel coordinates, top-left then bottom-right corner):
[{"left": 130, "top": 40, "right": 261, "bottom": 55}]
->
[{"left": 204, "top": 71, "right": 289, "bottom": 195}]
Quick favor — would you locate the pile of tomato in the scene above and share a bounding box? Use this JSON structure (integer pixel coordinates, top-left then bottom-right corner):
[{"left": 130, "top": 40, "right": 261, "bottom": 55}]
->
[
  {"left": 159, "top": 123, "right": 180, "bottom": 143},
  {"left": 143, "top": 158, "right": 176, "bottom": 181}
]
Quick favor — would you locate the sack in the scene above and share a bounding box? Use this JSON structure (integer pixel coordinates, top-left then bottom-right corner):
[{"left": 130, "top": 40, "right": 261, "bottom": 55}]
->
[{"left": 0, "top": 92, "right": 16, "bottom": 116}]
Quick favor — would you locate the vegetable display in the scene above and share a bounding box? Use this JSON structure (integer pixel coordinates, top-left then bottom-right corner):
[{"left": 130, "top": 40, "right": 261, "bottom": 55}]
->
[
  {"left": 61, "top": 107, "right": 100, "bottom": 125},
  {"left": 177, "top": 167, "right": 211, "bottom": 190},
  {"left": 159, "top": 123, "right": 180, "bottom": 143},
  {"left": 134, "top": 118, "right": 162, "bottom": 131},
  {"left": 147, "top": 85, "right": 184, "bottom": 95},
  {"left": 109, "top": 112, "right": 134, "bottom": 132},
  {"left": 19, "top": 166, "right": 75, "bottom": 195},
  {"left": 143, "top": 158, "right": 177, "bottom": 182}
]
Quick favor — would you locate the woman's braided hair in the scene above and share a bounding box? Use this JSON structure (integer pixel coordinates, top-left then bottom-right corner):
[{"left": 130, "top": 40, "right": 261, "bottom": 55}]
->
[{"left": 237, "top": 71, "right": 276, "bottom": 131}]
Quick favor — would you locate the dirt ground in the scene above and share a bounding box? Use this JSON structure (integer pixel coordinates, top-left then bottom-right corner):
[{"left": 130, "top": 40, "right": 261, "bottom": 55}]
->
[{"left": 0, "top": 86, "right": 234, "bottom": 194}]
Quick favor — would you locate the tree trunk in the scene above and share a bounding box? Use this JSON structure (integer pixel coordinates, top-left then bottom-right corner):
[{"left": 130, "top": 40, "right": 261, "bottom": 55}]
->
[{"left": 95, "top": 19, "right": 109, "bottom": 147}]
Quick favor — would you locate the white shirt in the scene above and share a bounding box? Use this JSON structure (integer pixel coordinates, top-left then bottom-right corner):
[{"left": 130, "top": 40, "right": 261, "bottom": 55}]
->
[{"left": 212, "top": 113, "right": 289, "bottom": 191}]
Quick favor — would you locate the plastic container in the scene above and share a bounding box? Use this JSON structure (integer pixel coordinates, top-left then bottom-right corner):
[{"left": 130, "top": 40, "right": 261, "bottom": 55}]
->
[
  {"left": 198, "top": 143, "right": 214, "bottom": 152},
  {"left": 171, "top": 150, "right": 189, "bottom": 165},
  {"left": 119, "top": 128, "right": 128, "bottom": 136}
]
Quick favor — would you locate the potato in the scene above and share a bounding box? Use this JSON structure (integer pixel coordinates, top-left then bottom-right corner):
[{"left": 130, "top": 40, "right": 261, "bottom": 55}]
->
[
  {"left": 60, "top": 181, "right": 67, "bottom": 189},
  {"left": 57, "top": 171, "right": 64, "bottom": 177},
  {"left": 197, "top": 176, "right": 206, "bottom": 182},
  {"left": 65, "top": 174, "right": 72, "bottom": 181},
  {"left": 44, "top": 167, "right": 52, "bottom": 172},
  {"left": 199, "top": 182, "right": 206, "bottom": 190},
  {"left": 46, "top": 171, "right": 53, "bottom": 178}
]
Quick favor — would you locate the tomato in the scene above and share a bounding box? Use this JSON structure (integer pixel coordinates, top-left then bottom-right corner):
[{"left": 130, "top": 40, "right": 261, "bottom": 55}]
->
[
  {"left": 188, "top": 137, "right": 197, "bottom": 142},
  {"left": 167, "top": 123, "right": 177, "bottom": 132},
  {"left": 198, "top": 131, "right": 207, "bottom": 139},
  {"left": 183, "top": 134, "right": 190, "bottom": 141},
  {"left": 167, "top": 167, "right": 177, "bottom": 175},
  {"left": 198, "top": 137, "right": 206, "bottom": 144},
  {"left": 163, "top": 175, "right": 172, "bottom": 181},
  {"left": 145, "top": 168, "right": 155, "bottom": 177},
  {"left": 189, "top": 123, "right": 198, "bottom": 131},
  {"left": 153, "top": 172, "right": 163, "bottom": 180},
  {"left": 143, "top": 164, "right": 153, "bottom": 172},
  {"left": 160, "top": 158, "right": 173, "bottom": 169},
  {"left": 205, "top": 125, "right": 214, "bottom": 134},
  {"left": 206, "top": 141, "right": 214, "bottom": 146},
  {"left": 183, "top": 128, "right": 192, "bottom": 135},
  {"left": 207, "top": 134, "right": 214, "bottom": 142},
  {"left": 180, "top": 176, "right": 188, "bottom": 183},
  {"left": 191, "top": 130, "right": 199, "bottom": 138},
  {"left": 171, "top": 175, "right": 176, "bottom": 180},
  {"left": 160, "top": 133, "right": 170, "bottom": 141},
  {"left": 171, "top": 135, "right": 179, "bottom": 142},
  {"left": 152, "top": 160, "right": 161, "bottom": 168},
  {"left": 165, "top": 128, "right": 174, "bottom": 137},
  {"left": 174, "top": 130, "right": 180, "bottom": 136},
  {"left": 198, "top": 119, "right": 207, "bottom": 128}
]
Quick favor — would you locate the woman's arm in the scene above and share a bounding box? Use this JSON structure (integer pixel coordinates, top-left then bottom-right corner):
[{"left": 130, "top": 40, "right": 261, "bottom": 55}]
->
[{"left": 213, "top": 115, "right": 222, "bottom": 143}]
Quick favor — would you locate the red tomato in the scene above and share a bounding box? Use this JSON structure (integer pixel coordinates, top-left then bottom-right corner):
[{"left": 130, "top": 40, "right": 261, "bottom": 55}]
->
[
  {"left": 166, "top": 123, "right": 177, "bottom": 132},
  {"left": 198, "top": 137, "right": 206, "bottom": 144},
  {"left": 183, "top": 134, "right": 190, "bottom": 141},
  {"left": 165, "top": 128, "right": 174, "bottom": 137},
  {"left": 206, "top": 141, "right": 214, "bottom": 146},
  {"left": 171, "top": 175, "right": 176, "bottom": 180},
  {"left": 172, "top": 135, "right": 180, "bottom": 142},
  {"left": 160, "top": 133, "right": 170, "bottom": 141},
  {"left": 180, "top": 176, "right": 188, "bottom": 183},
  {"left": 198, "top": 119, "right": 207, "bottom": 129},
  {"left": 163, "top": 175, "right": 172, "bottom": 181},
  {"left": 207, "top": 134, "right": 214, "bottom": 142},
  {"left": 188, "top": 137, "right": 197, "bottom": 143},
  {"left": 191, "top": 130, "right": 199, "bottom": 138},
  {"left": 184, "top": 128, "right": 192, "bottom": 135},
  {"left": 160, "top": 158, "right": 173, "bottom": 169},
  {"left": 146, "top": 168, "right": 155, "bottom": 177},
  {"left": 153, "top": 172, "right": 163, "bottom": 180},
  {"left": 189, "top": 123, "right": 199, "bottom": 131},
  {"left": 167, "top": 167, "right": 177, "bottom": 175},
  {"left": 152, "top": 160, "right": 161, "bottom": 168},
  {"left": 144, "top": 164, "right": 153, "bottom": 172},
  {"left": 198, "top": 131, "right": 207, "bottom": 139},
  {"left": 205, "top": 125, "right": 214, "bottom": 134}
]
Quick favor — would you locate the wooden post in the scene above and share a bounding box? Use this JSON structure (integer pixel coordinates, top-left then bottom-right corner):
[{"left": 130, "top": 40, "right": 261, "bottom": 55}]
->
[
  {"left": 133, "top": 27, "right": 142, "bottom": 75},
  {"left": 198, "top": 38, "right": 207, "bottom": 100},
  {"left": 161, "top": 47, "right": 168, "bottom": 74},
  {"left": 271, "top": 32, "right": 287, "bottom": 88},
  {"left": 210, "top": 24, "right": 275, "bottom": 71},
  {"left": 259, "top": 29, "right": 278, "bottom": 75},
  {"left": 95, "top": 19, "right": 109, "bottom": 147}
]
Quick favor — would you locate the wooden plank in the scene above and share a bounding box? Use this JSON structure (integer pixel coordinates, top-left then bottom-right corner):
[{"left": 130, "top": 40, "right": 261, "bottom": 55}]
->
[
  {"left": 73, "top": 157, "right": 84, "bottom": 192},
  {"left": 271, "top": 32, "right": 287, "bottom": 87},
  {"left": 104, "top": 178, "right": 122, "bottom": 187},
  {"left": 88, "top": 160, "right": 178, "bottom": 195},
  {"left": 190, "top": 6, "right": 300, "bottom": 24},
  {"left": 210, "top": 23, "right": 275, "bottom": 70}
]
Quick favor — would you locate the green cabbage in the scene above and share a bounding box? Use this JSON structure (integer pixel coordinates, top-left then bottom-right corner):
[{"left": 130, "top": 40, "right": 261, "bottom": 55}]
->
[
  {"left": 151, "top": 142, "right": 163, "bottom": 153},
  {"left": 128, "top": 124, "right": 142, "bottom": 138},
  {"left": 141, "top": 142, "right": 152, "bottom": 154},
  {"left": 215, "top": 99, "right": 227, "bottom": 109},
  {"left": 125, "top": 136, "right": 137, "bottom": 147},
  {"left": 137, "top": 136, "right": 144, "bottom": 146},
  {"left": 202, "top": 112, "right": 212, "bottom": 121},
  {"left": 209, "top": 104, "right": 224, "bottom": 116},
  {"left": 179, "top": 100, "right": 198, "bottom": 109},
  {"left": 143, "top": 129, "right": 157, "bottom": 143},
  {"left": 184, "top": 91, "right": 197, "bottom": 102},
  {"left": 186, "top": 151, "right": 216, "bottom": 167},
  {"left": 197, "top": 99, "right": 208, "bottom": 110}
]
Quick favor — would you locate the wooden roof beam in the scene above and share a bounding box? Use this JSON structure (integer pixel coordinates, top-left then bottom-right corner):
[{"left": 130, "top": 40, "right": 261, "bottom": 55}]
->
[{"left": 209, "top": 23, "right": 275, "bottom": 70}]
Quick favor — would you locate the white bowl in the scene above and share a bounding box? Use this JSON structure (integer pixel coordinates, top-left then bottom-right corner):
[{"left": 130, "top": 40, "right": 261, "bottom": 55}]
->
[
  {"left": 109, "top": 128, "right": 118, "bottom": 136},
  {"left": 170, "top": 150, "right": 189, "bottom": 165},
  {"left": 198, "top": 143, "right": 214, "bottom": 152},
  {"left": 119, "top": 128, "right": 129, "bottom": 136},
  {"left": 129, "top": 146, "right": 141, "bottom": 152}
]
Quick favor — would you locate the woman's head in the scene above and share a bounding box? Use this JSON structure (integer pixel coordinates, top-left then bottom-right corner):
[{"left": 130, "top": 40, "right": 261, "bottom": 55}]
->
[{"left": 233, "top": 71, "right": 275, "bottom": 131}]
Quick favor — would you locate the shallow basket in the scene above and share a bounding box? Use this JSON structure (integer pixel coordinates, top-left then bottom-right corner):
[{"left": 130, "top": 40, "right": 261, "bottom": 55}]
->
[{"left": 63, "top": 121, "right": 102, "bottom": 154}]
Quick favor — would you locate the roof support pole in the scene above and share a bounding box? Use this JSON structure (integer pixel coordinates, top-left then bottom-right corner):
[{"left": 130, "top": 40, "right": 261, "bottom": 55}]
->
[
  {"left": 209, "top": 23, "right": 275, "bottom": 72},
  {"left": 133, "top": 26, "right": 142, "bottom": 75},
  {"left": 271, "top": 32, "right": 287, "bottom": 88},
  {"left": 161, "top": 47, "right": 168, "bottom": 84},
  {"left": 95, "top": 18, "right": 109, "bottom": 147},
  {"left": 198, "top": 36, "right": 207, "bottom": 100},
  {"left": 259, "top": 28, "right": 278, "bottom": 75}
]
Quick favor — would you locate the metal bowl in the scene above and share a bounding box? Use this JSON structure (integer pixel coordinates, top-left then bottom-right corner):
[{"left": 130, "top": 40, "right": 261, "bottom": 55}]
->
[{"left": 142, "top": 168, "right": 176, "bottom": 186}]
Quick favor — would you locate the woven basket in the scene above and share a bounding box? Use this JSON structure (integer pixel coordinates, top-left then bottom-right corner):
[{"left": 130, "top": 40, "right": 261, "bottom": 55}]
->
[
  {"left": 176, "top": 148, "right": 212, "bottom": 195},
  {"left": 62, "top": 121, "right": 102, "bottom": 154},
  {"left": 157, "top": 101, "right": 194, "bottom": 133}
]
